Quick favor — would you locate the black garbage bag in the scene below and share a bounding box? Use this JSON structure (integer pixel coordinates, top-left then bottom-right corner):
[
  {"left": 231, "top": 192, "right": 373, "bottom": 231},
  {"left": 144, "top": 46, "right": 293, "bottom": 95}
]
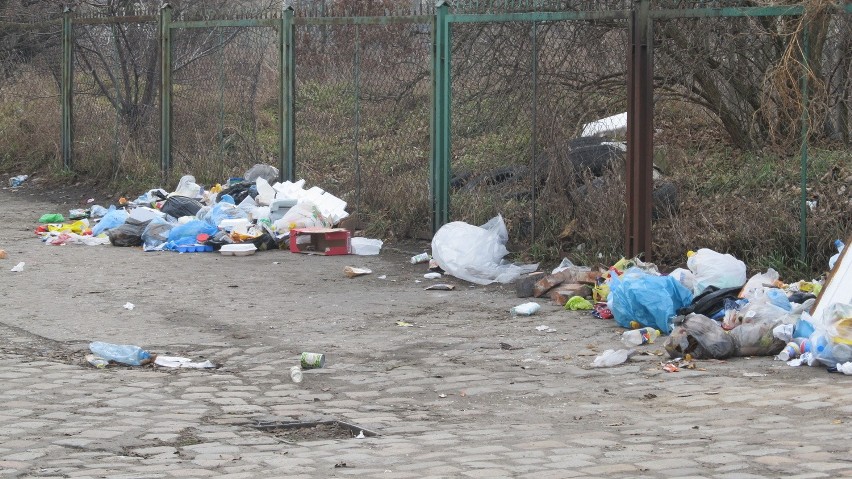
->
[
  {"left": 252, "top": 224, "right": 281, "bottom": 251},
  {"left": 676, "top": 286, "right": 741, "bottom": 318},
  {"left": 160, "top": 195, "right": 203, "bottom": 219},
  {"left": 203, "top": 230, "right": 234, "bottom": 251},
  {"left": 108, "top": 218, "right": 152, "bottom": 247},
  {"left": 216, "top": 181, "right": 256, "bottom": 204}
]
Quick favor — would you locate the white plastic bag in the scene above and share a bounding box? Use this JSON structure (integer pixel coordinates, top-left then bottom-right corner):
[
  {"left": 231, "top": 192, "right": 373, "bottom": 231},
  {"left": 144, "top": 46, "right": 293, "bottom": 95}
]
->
[
  {"left": 669, "top": 267, "right": 695, "bottom": 292},
  {"left": 687, "top": 248, "right": 747, "bottom": 296},
  {"left": 272, "top": 200, "right": 331, "bottom": 232},
  {"left": 351, "top": 237, "right": 383, "bottom": 255},
  {"left": 591, "top": 349, "right": 635, "bottom": 367},
  {"left": 170, "top": 175, "right": 202, "bottom": 199},
  {"left": 739, "top": 268, "right": 780, "bottom": 299},
  {"left": 431, "top": 215, "right": 538, "bottom": 285}
]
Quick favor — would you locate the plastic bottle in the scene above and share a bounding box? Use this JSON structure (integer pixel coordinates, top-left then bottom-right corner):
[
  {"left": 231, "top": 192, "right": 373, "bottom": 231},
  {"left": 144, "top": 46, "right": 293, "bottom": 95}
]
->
[
  {"left": 776, "top": 341, "right": 801, "bottom": 361},
  {"left": 88, "top": 341, "right": 151, "bottom": 366},
  {"left": 290, "top": 365, "right": 303, "bottom": 383},
  {"left": 410, "top": 252, "right": 431, "bottom": 264},
  {"left": 621, "top": 327, "right": 660, "bottom": 346},
  {"left": 828, "top": 240, "right": 845, "bottom": 270}
]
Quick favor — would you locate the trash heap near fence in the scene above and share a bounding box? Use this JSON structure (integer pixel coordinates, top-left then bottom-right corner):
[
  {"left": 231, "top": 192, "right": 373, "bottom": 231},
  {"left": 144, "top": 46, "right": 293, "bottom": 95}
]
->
[{"left": 18, "top": 166, "right": 852, "bottom": 376}]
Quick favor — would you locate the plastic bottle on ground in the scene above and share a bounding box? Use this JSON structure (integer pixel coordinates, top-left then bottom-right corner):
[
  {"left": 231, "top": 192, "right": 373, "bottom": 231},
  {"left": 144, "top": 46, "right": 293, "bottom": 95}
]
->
[
  {"left": 410, "top": 252, "right": 431, "bottom": 264},
  {"left": 776, "top": 341, "right": 801, "bottom": 361},
  {"left": 88, "top": 341, "right": 151, "bottom": 366},
  {"left": 290, "top": 365, "right": 303, "bottom": 383},
  {"left": 621, "top": 327, "right": 660, "bottom": 346}
]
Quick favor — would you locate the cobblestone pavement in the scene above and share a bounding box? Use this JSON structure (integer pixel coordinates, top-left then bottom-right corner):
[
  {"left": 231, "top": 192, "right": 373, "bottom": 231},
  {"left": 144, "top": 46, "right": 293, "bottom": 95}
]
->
[{"left": 0, "top": 186, "right": 851, "bottom": 478}]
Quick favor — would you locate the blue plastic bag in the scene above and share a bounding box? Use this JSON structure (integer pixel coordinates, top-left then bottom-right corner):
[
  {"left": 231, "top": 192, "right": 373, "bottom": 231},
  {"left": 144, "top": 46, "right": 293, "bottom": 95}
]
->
[
  {"left": 167, "top": 219, "right": 217, "bottom": 242},
  {"left": 200, "top": 201, "right": 247, "bottom": 227},
  {"left": 91, "top": 205, "right": 129, "bottom": 236},
  {"left": 609, "top": 267, "right": 694, "bottom": 334}
]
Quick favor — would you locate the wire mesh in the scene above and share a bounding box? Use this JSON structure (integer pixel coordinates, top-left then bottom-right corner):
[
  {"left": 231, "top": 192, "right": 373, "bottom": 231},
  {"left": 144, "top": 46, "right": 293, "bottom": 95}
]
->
[
  {"left": 652, "top": 12, "right": 851, "bottom": 273},
  {"left": 71, "top": 19, "right": 160, "bottom": 182},
  {"left": 450, "top": 18, "right": 629, "bottom": 264},
  {"left": 0, "top": 13, "right": 62, "bottom": 173},
  {"left": 171, "top": 25, "right": 280, "bottom": 186},
  {"left": 294, "top": 19, "right": 433, "bottom": 238}
]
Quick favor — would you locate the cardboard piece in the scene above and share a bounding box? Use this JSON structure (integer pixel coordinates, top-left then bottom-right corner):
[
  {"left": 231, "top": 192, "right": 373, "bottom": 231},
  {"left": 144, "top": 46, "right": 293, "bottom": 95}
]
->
[
  {"left": 290, "top": 227, "right": 351, "bottom": 256},
  {"left": 533, "top": 269, "right": 600, "bottom": 298},
  {"left": 811, "top": 235, "right": 852, "bottom": 321}
]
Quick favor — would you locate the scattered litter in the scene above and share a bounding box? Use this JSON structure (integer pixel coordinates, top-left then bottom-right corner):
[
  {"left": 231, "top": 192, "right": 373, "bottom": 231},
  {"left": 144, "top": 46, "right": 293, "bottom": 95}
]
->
[
  {"left": 396, "top": 321, "right": 413, "bottom": 327},
  {"left": 591, "top": 349, "right": 635, "bottom": 368},
  {"left": 743, "top": 372, "right": 767, "bottom": 377},
  {"left": 154, "top": 356, "right": 217, "bottom": 369},
  {"left": 290, "top": 365, "right": 303, "bottom": 383},
  {"left": 835, "top": 362, "right": 852, "bottom": 375},
  {"left": 378, "top": 275, "right": 387, "bottom": 280},
  {"left": 300, "top": 352, "right": 325, "bottom": 369},
  {"left": 431, "top": 215, "right": 537, "bottom": 285},
  {"left": 10, "top": 262, "right": 24, "bottom": 272},
  {"left": 410, "top": 252, "right": 431, "bottom": 264},
  {"left": 438, "top": 393, "right": 447, "bottom": 398},
  {"left": 425, "top": 283, "right": 455, "bottom": 291},
  {"left": 88, "top": 341, "right": 153, "bottom": 366},
  {"left": 344, "top": 266, "right": 372, "bottom": 278},
  {"left": 350, "top": 237, "right": 383, "bottom": 255},
  {"left": 512, "top": 302, "right": 541, "bottom": 316},
  {"left": 355, "top": 431, "right": 365, "bottom": 439},
  {"left": 86, "top": 354, "right": 109, "bottom": 368},
  {"left": 424, "top": 272, "right": 442, "bottom": 280},
  {"left": 565, "top": 296, "right": 593, "bottom": 311},
  {"left": 8, "top": 174, "right": 28, "bottom": 187},
  {"left": 535, "top": 325, "right": 556, "bottom": 333},
  {"left": 622, "top": 327, "right": 660, "bottom": 346},
  {"left": 0, "top": 249, "right": 7, "bottom": 259},
  {"left": 334, "top": 462, "right": 349, "bottom": 468},
  {"left": 123, "top": 302, "right": 135, "bottom": 311}
]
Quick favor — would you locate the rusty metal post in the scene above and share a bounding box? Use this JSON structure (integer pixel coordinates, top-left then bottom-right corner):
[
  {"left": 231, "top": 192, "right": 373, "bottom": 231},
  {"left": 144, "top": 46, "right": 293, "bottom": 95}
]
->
[{"left": 626, "top": 0, "right": 654, "bottom": 260}]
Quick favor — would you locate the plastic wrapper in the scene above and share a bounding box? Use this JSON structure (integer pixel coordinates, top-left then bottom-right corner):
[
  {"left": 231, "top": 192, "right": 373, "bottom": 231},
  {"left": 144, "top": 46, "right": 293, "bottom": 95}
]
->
[
  {"left": 108, "top": 218, "right": 151, "bottom": 247},
  {"left": 431, "top": 215, "right": 538, "bottom": 286},
  {"left": 167, "top": 219, "right": 217, "bottom": 242},
  {"left": 91, "top": 206, "right": 128, "bottom": 236},
  {"left": 141, "top": 217, "right": 175, "bottom": 249},
  {"left": 244, "top": 164, "right": 279, "bottom": 183},
  {"left": 687, "top": 248, "right": 747, "bottom": 296},
  {"left": 739, "top": 268, "right": 780, "bottom": 299},
  {"left": 721, "top": 291, "right": 790, "bottom": 330},
  {"left": 272, "top": 200, "right": 332, "bottom": 232},
  {"left": 199, "top": 201, "right": 247, "bottom": 227},
  {"left": 608, "top": 267, "right": 693, "bottom": 334},
  {"left": 665, "top": 313, "right": 786, "bottom": 359},
  {"left": 171, "top": 175, "right": 202, "bottom": 198}
]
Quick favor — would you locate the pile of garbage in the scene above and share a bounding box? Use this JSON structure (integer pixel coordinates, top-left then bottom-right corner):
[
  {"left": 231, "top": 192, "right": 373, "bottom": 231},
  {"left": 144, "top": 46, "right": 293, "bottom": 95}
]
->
[
  {"left": 513, "top": 244, "right": 851, "bottom": 375},
  {"left": 32, "top": 165, "right": 376, "bottom": 256}
]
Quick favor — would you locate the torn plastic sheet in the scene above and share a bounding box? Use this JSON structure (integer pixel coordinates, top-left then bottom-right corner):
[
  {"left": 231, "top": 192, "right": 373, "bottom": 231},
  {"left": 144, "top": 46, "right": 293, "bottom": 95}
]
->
[{"left": 154, "top": 356, "right": 217, "bottom": 369}]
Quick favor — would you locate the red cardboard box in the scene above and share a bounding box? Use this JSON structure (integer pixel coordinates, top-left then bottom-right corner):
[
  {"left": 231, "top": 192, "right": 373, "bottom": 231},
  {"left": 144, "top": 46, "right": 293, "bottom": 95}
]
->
[{"left": 290, "top": 227, "right": 351, "bottom": 255}]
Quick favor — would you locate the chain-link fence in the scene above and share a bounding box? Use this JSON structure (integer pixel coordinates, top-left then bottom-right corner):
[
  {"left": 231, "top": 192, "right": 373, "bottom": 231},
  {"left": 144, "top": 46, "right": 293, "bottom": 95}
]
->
[
  {"left": 0, "top": 10, "right": 62, "bottom": 174},
  {"left": 3, "top": 1, "right": 849, "bottom": 274}
]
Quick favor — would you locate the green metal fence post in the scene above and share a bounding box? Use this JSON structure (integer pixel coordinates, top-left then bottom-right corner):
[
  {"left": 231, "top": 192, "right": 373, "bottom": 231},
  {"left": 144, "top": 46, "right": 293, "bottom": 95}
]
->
[
  {"left": 431, "top": 0, "right": 451, "bottom": 232},
  {"left": 279, "top": 5, "right": 296, "bottom": 182},
  {"left": 160, "top": 3, "right": 173, "bottom": 176},
  {"left": 61, "top": 7, "right": 73, "bottom": 170},
  {"left": 799, "top": 20, "right": 810, "bottom": 263}
]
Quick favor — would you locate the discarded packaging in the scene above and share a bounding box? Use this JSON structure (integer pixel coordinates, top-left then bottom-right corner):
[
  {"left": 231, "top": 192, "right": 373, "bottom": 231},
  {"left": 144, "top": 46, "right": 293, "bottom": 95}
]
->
[
  {"left": 300, "top": 352, "right": 325, "bottom": 369},
  {"left": 350, "top": 237, "right": 383, "bottom": 255},
  {"left": 154, "top": 356, "right": 217, "bottom": 369},
  {"left": 687, "top": 248, "right": 747, "bottom": 296},
  {"left": 290, "top": 365, "right": 303, "bottom": 383},
  {"left": 609, "top": 267, "right": 693, "bottom": 333},
  {"left": 290, "top": 227, "right": 351, "bottom": 255},
  {"left": 424, "top": 272, "right": 442, "bottom": 279},
  {"left": 9, "top": 174, "right": 28, "bottom": 187},
  {"left": 344, "top": 266, "right": 372, "bottom": 278},
  {"left": 86, "top": 354, "right": 109, "bottom": 368},
  {"left": 425, "top": 283, "right": 455, "bottom": 291},
  {"left": 10, "top": 262, "right": 24, "bottom": 272},
  {"left": 621, "top": 327, "right": 660, "bottom": 346},
  {"left": 431, "top": 214, "right": 537, "bottom": 285},
  {"left": 511, "top": 302, "right": 541, "bottom": 317},
  {"left": 219, "top": 244, "right": 257, "bottom": 256},
  {"left": 565, "top": 296, "right": 593, "bottom": 311},
  {"left": 0, "top": 249, "right": 7, "bottom": 259},
  {"left": 591, "top": 349, "right": 635, "bottom": 368},
  {"left": 123, "top": 302, "right": 135, "bottom": 311},
  {"left": 410, "top": 252, "right": 431, "bottom": 264},
  {"left": 88, "top": 341, "right": 153, "bottom": 366}
]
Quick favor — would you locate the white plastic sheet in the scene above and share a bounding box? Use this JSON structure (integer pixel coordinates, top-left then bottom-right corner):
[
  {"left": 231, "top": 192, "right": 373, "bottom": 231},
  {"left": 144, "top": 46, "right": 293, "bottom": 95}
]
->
[{"left": 431, "top": 215, "right": 538, "bottom": 285}]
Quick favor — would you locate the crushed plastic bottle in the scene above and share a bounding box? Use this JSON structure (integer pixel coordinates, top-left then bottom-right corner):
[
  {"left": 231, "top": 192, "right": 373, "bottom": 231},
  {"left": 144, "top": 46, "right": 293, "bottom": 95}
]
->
[
  {"left": 621, "top": 327, "right": 660, "bottom": 346},
  {"left": 88, "top": 341, "right": 152, "bottom": 366}
]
